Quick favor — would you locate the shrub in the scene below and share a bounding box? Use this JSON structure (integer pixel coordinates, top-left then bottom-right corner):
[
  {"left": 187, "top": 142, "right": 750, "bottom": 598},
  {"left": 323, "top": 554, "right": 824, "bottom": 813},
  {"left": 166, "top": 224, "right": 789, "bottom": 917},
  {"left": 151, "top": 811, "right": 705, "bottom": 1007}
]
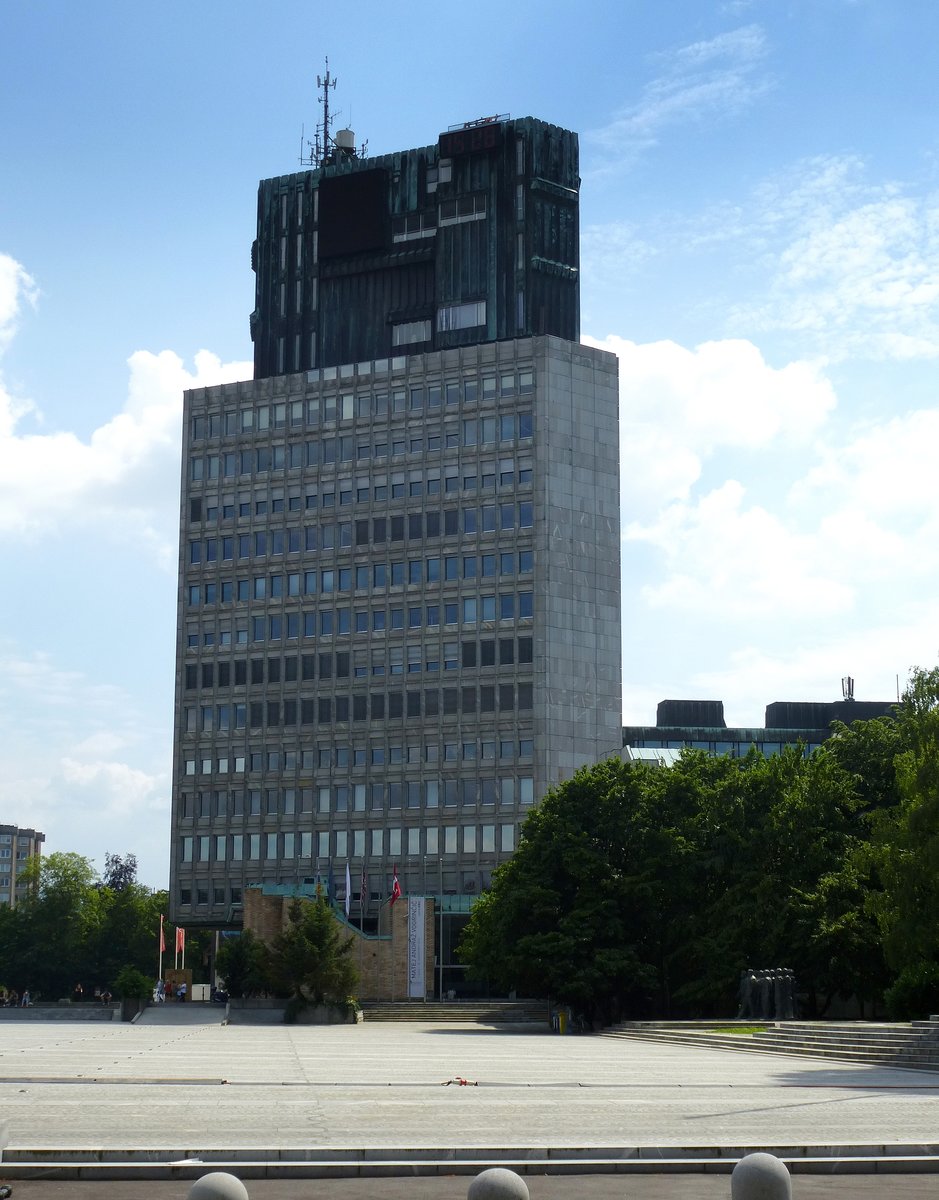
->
[
  {"left": 884, "top": 962, "right": 939, "bottom": 1020},
  {"left": 113, "top": 965, "right": 153, "bottom": 1000}
]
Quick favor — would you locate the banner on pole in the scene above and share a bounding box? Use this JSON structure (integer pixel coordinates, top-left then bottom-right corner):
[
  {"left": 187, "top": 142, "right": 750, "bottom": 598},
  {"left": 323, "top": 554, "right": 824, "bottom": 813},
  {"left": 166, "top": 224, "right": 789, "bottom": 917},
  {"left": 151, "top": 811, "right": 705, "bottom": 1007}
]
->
[{"left": 407, "top": 897, "right": 426, "bottom": 999}]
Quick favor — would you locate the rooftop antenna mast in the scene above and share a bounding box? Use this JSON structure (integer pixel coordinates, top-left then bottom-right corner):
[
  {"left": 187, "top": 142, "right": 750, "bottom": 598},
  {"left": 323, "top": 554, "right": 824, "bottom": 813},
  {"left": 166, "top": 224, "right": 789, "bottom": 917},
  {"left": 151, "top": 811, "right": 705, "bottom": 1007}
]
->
[
  {"left": 300, "top": 59, "right": 367, "bottom": 168},
  {"left": 315, "top": 59, "right": 337, "bottom": 168}
]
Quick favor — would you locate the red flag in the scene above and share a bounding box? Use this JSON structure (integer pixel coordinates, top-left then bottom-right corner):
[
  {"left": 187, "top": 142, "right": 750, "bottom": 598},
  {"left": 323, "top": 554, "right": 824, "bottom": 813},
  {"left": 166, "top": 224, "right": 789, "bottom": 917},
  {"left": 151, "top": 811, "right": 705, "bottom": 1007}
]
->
[
  {"left": 159, "top": 914, "right": 166, "bottom": 953},
  {"left": 390, "top": 865, "right": 401, "bottom": 906},
  {"left": 175, "top": 926, "right": 185, "bottom": 955}
]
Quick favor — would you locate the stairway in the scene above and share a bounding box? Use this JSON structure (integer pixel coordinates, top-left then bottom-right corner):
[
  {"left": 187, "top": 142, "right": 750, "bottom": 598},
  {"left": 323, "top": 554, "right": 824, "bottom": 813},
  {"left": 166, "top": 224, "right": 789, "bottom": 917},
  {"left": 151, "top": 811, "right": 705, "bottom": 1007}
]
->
[
  {"left": 602, "top": 1019, "right": 939, "bottom": 1071},
  {"left": 361, "top": 999, "right": 546, "bottom": 1024}
]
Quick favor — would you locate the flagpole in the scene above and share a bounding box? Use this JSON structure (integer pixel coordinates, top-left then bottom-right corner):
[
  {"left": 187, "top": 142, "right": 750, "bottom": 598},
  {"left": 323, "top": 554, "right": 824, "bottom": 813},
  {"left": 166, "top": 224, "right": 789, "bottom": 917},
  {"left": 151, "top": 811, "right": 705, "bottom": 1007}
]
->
[
  {"left": 158, "top": 914, "right": 164, "bottom": 982},
  {"left": 390, "top": 864, "right": 399, "bottom": 1003}
]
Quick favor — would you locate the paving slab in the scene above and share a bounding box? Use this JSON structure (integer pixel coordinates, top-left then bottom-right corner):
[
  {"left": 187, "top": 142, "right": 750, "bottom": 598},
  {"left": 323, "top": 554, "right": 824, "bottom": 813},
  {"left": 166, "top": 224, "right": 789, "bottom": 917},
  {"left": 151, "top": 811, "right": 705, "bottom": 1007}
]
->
[
  {"left": 2, "top": 1018, "right": 939, "bottom": 1163},
  {"left": 8, "top": 1179, "right": 939, "bottom": 1200}
]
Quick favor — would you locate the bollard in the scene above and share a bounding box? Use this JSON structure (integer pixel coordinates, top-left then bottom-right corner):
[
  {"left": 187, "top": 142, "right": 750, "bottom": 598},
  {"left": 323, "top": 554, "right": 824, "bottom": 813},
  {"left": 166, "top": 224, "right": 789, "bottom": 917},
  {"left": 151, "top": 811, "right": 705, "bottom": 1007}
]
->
[
  {"left": 468, "top": 1167, "right": 530, "bottom": 1200},
  {"left": 731, "top": 1153, "right": 791, "bottom": 1200},
  {"left": 188, "top": 1172, "right": 250, "bottom": 1200}
]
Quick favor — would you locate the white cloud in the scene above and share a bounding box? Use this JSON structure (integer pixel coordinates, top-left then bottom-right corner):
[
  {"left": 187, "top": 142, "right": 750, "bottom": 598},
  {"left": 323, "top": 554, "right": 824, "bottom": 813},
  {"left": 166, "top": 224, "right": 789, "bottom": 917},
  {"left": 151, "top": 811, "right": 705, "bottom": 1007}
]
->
[
  {"left": 627, "top": 479, "right": 856, "bottom": 620},
  {"left": 739, "top": 168, "right": 939, "bottom": 358},
  {"left": 606, "top": 328, "right": 939, "bottom": 706},
  {"left": 796, "top": 407, "right": 939, "bottom": 522},
  {"left": 586, "top": 24, "right": 771, "bottom": 173},
  {"left": 585, "top": 153, "right": 939, "bottom": 365},
  {"left": 60, "top": 758, "right": 166, "bottom": 816},
  {"left": 0, "top": 260, "right": 252, "bottom": 548},
  {"left": 0, "top": 645, "right": 170, "bottom": 885},
  {"left": 0, "top": 253, "right": 38, "bottom": 353},
  {"left": 584, "top": 333, "right": 837, "bottom": 514}
]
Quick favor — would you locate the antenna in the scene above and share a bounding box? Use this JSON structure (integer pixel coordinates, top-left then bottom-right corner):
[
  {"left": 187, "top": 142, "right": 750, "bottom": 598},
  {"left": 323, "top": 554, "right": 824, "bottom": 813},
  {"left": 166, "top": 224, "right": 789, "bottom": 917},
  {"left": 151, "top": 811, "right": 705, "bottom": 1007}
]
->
[
  {"left": 300, "top": 59, "right": 368, "bottom": 168},
  {"left": 841, "top": 676, "right": 855, "bottom": 702}
]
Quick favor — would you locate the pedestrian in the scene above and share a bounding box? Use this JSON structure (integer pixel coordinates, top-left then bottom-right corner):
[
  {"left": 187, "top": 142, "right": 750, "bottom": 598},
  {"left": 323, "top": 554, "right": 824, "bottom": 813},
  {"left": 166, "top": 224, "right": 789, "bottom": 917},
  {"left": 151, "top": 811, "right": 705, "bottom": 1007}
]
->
[
  {"left": 156, "top": 979, "right": 165, "bottom": 1004},
  {"left": 177, "top": 980, "right": 187, "bottom": 1003},
  {"left": 20, "top": 989, "right": 30, "bottom": 1007}
]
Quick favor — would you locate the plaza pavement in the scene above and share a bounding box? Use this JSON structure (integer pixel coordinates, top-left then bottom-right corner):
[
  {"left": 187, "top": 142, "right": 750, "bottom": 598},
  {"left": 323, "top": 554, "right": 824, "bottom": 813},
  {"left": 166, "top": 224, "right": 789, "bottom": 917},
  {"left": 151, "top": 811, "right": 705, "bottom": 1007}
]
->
[{"left": 2, "top": 1007, "right": 939, "bottom": 1180}]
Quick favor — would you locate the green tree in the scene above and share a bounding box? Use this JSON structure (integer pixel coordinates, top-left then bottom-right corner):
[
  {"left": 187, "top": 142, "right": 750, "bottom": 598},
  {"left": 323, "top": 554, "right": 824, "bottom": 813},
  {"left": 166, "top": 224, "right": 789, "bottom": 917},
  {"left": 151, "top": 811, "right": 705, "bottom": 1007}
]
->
[
  {"left": 113, "top": 965, "right": 153, "bottom": 1000},
  {"left": 825, "top": 714, "right": 905, "bottom": 815},
  {"left": 215, "top": 930, "right": 271, "bottom": 997},
  {"left": 869, "top": 667, "right": 939, "bottom": 972},
  {"left": 460, "top": 758, "right": 688, "bottom": 1022},
  {"left": 461, "top": 747, "right": 883, "bottom": 1021},
  {"left": 102, "top": 852, "right": 140, "bottom": 892},
  {"left": 90, "top": 853, "right": 167, "bottom": 991},
  {"left": 13, "top": 852, "right": 103, "bottom": 999},
  {"left": 268, "top": 898, "right": 358, "bottom": 1008}
]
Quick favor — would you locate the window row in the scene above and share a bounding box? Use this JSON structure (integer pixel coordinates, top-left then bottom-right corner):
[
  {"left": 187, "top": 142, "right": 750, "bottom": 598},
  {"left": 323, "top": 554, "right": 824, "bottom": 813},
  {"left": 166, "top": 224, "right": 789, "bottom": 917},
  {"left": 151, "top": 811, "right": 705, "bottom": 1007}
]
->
[
  {"left": 182, "top": 736, "right": 534, "bottom": 780},
  {"left": 190, "top": 371, "right": 534, "bottom": 442},
  {"left": 184, "top": 636, "right": 534, "bottom": 692},
  {"left": 188, "top": 460, "right": 533, "bottom": 523},
  {"left": 181, "top": 820, "right": 520, "bottom": 867},
  {"left": 180, "top": 775, "right": 533, "bottom": 822},
  {"left": 183, "top": 600, "right": 533, "bottom": 651},
  {"left": 188, "top": 514, "right": 534, "bottom": 572},
  {"left": 188, "top": 559, "right": 534, "bottom": 605},
  {"left": 185, "top": 581, "right": 536, "bottom": 645},
  {"left": 188, "top": 414, "right": 533, "bottom": 482},
  {"left": 202, "top": 607, "right": 524, "bottom": 649},
  {"left": 181, "top": 683, "right": 534, "bottom": 743}
]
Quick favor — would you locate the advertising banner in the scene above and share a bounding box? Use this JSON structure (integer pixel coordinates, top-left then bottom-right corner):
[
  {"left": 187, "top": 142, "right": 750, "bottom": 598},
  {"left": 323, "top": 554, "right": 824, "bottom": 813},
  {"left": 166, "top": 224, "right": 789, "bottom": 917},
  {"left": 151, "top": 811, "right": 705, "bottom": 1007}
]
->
[{"left": 407, "top": 897, "right": 426, "bottom": 998}]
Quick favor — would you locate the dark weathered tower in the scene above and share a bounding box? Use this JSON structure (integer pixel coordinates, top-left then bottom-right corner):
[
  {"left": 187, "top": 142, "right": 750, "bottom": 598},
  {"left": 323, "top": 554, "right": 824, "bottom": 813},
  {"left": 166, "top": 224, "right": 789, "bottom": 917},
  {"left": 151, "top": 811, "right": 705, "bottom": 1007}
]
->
[{"left": 250, "top": 112, "right": 580, "bottom": 377}]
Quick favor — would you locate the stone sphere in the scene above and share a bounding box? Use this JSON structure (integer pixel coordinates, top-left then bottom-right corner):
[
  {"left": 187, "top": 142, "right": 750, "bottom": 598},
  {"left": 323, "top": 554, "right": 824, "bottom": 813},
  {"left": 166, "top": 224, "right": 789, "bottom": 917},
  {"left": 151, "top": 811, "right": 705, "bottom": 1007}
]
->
[
  {"left": 188, "top": 1172, "right": 250, "bottom": 1200},
  {"left": 731, "top": 1153, "right": 791, "bottom": 1200},
  {"left": 468, "top": 1167, "right": 530, "bottom": 1200}
]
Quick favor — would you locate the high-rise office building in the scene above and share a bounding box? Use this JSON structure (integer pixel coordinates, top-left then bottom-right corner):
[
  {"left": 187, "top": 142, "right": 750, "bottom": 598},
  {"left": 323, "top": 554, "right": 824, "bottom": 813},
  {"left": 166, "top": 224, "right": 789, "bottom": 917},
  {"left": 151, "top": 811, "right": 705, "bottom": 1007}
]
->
[{"left": 170, "top": 112, "right": 621, "bottom": 953}]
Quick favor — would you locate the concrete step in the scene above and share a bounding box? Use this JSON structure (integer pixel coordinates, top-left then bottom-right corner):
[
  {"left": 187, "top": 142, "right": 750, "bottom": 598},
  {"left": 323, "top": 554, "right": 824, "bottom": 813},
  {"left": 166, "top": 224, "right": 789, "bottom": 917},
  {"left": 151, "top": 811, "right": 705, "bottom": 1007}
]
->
[
  {"left": 603, "top": 1023, "right": 939, "bottom": 1071},
  {"left": 756, "top": 1029, "right": 934, "bottom": 1045}
]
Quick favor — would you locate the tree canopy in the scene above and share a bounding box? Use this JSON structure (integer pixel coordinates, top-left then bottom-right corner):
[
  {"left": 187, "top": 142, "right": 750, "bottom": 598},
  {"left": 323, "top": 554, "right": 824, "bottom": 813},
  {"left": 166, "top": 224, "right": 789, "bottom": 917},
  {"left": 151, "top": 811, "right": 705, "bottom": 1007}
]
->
[
  {"left": 460, "top": 710, "right": 917, "bottom": 1021},
  {"left": 0, "top": 851, "right": 167, "bottom": 1001},
  {"left": 268, "top": 897, "right": 359, "bottom": 1007}
]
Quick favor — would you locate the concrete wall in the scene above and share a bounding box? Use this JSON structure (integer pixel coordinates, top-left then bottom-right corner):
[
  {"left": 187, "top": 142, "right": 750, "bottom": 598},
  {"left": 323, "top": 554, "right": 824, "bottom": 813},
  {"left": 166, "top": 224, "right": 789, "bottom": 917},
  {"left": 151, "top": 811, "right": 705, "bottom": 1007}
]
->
[
  {"left": 534, "top": 338, "right": 622, "bottom": 796},
  {"left": 243, "top": 891, "right": 436, "bottom": 1001}
]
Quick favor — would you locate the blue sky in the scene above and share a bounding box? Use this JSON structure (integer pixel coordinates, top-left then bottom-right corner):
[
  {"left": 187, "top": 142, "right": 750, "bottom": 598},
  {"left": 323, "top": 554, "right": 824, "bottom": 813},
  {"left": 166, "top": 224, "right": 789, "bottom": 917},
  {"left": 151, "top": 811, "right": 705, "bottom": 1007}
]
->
[{"left": 3, "top": 0, "right": 939, "bottom": 887}]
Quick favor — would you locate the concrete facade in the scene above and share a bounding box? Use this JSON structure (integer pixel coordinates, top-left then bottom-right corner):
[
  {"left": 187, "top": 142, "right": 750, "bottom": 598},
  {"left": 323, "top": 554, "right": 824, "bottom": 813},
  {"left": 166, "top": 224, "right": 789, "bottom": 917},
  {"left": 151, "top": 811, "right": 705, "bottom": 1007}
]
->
[{"left": 170, "top": 335, "right": 620, "bottom": 932}]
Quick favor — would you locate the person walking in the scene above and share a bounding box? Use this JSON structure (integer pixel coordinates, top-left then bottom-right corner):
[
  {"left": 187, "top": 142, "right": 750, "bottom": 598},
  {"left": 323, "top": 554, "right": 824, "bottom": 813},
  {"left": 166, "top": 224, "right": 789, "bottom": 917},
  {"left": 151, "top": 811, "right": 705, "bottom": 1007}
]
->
[{"left": 177, "top": 980, "right": 187, "bottom": 1003}]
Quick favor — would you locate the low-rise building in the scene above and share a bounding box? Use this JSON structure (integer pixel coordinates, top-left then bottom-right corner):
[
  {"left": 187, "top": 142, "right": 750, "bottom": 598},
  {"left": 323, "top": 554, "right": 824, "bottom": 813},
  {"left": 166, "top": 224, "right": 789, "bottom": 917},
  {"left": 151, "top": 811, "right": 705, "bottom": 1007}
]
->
[
  {"left": 623, "top": 695, "right": 895, "bottom": 760},
  {"left": 0, "top": 825, "right": 45, "bottom": 907}
]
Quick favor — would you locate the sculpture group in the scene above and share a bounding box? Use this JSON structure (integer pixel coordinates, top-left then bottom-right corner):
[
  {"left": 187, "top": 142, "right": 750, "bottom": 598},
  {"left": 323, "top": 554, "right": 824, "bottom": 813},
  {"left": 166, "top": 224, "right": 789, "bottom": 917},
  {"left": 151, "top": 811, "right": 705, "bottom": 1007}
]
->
[{"left": 736, "top": 967, "right": 796, "bottom": 1020}]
